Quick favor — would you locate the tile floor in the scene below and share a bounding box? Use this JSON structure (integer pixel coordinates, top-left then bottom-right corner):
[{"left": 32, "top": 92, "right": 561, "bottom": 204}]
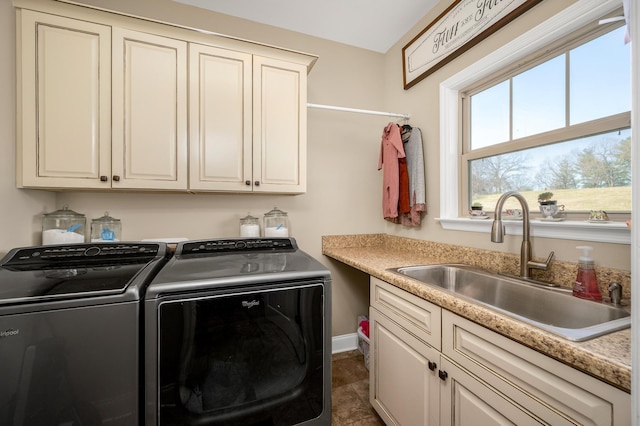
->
[{"left": 331, "top": 350, "right": 385, "bottom": 425}]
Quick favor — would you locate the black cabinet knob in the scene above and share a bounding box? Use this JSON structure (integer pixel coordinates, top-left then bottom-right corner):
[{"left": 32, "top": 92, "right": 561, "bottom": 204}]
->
[
  {"left": 428, "top": 361, "right": 437, "bottom": 371},
  {"left": 245, "top": 180, "right": 251, "bottom": 186},
  {"left": 113, "top": 175, "right": 121, "bottom": 182},
  {"left": 254, "top": 181, "right": 260, "bottom": 186},
  {"left": 438, "top": 370, "right": 448, "bottom": 381},
  {"left": 100, "top": 176, "right": 108, "bottom": 182}
]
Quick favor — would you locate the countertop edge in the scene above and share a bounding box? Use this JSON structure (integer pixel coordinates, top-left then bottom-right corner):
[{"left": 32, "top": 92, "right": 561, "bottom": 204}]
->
[{"left": 322, "top": 237, "right": 631, "bottom": 393}]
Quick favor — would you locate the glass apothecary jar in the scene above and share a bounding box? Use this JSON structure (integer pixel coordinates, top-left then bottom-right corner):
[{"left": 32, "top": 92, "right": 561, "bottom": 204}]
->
[
  {"left": 91, "top": 212, "right": 122, "bottom": 242},
  {"left": 239, "top": 213, "right": 261, "bottom": 237},
  {"left": 263, "top": 207, "right": 290, "bottom": 237},
  {"left": 42, "top": 205, "right": 86, "bottom": 245}
]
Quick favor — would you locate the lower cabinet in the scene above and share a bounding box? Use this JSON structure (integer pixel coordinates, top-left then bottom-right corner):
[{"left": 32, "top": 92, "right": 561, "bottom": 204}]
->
[
  {"left": 369, "top": 277, "right": 631, "bottom": 426},
  {"left": 438, "top": 357, "right": 570, "bottom": 425},
  {"left": 370, "top": 308, "right": 440, "bottom": 426}
]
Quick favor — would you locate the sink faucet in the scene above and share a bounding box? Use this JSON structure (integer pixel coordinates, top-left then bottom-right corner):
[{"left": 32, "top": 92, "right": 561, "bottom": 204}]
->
[{"left": 491, "top": 191, "right": 554, "bottom": 279}]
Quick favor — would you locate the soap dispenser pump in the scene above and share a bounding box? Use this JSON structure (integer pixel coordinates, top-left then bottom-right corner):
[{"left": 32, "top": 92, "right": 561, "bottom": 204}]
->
[{"left": 573, "top": 246, "right": 602, "bottom": 301}]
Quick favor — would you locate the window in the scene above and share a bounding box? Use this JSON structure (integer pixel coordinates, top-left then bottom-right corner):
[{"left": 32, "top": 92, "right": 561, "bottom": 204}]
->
[
  {"left": 437, "top": 0, "right": 631, "bottom": 244},
  {"left": 461, "top": 22, "right": 630, "bottom": 215}
]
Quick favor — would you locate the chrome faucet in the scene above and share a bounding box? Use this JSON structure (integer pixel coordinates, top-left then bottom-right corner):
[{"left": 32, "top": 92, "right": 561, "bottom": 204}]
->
[{"left": 491, "top": 191, "right": 554, "bottom": 279}]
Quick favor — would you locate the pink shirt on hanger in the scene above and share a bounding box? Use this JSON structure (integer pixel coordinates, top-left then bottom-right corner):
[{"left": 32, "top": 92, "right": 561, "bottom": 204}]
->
[{"left": 378, "top": 123, "right": 406, "bottom": 219}]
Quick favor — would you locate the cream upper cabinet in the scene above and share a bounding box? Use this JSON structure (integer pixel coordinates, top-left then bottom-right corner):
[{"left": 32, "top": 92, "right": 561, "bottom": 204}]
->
[
  {"left": 16, "top": 2, "right": 315, "bottom": 193},
  {"left": 16, "top": 10, "right": 111, "bottom": 189},
  {"left": 188, "top": 44, "right": 252, "bottom": 192},
  {"left": 252, "top": 56, "right": 307, "bottom": 193},
  {"left": 112, "top": 28, "right": 188, "bottom": 190},
  {"left": 189, "top": 52, "right": 308, "bottom": 193}
]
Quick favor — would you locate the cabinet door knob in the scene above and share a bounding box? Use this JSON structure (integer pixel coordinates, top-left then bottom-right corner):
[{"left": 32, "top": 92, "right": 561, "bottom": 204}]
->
[
  {"left": 438, "top": 370, "right": 448, "bottom": 381},
  {"left": 428, "top": 361, "right": 437, "bottom": 371},
  {"left": 254, "top": 181, "right": 260, "bottom": 186},
  {"left": 245, "top": 180, "right": 251, "bottom": 186},
  {"left": 100, "top": 176, "right": 108, "bottom": 182},
  {"left": 112, "top": 175, "right": 121, "bottom": 182}
]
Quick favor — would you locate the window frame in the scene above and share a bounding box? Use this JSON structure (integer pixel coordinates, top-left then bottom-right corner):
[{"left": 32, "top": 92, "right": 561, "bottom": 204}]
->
[
  {"left": 436, "top": 0, "right": 630, "bottom": 245},
  {"left": 460, "top": 20, "right": 630, "bottom": 216}
]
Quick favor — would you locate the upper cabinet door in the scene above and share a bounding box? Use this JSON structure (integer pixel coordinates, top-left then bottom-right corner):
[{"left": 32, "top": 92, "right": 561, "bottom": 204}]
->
[
  {"left": 252, "top": 56, "right": 307, "bottom": 193},
  {"left": 17, "top": 10, "right": 112, "bottom": 189},
  {"left": 188, "top": 44, "right": 252, "bottom": 192},
  {"left": 111, "top": 28, "right": 188, "bottom": 190},
  {"left": 16, "top": 3, "right": 315, "bottom": 193}
]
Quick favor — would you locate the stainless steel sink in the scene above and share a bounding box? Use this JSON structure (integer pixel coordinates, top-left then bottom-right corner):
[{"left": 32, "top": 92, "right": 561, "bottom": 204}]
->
[{"left": 388, "top": 264, "right": 630, "bottom": 341}]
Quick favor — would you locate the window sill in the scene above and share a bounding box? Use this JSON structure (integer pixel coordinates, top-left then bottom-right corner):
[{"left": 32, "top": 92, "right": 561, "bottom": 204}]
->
[{"left": 436, "top": 217, "right": 630, "bottom": 245}]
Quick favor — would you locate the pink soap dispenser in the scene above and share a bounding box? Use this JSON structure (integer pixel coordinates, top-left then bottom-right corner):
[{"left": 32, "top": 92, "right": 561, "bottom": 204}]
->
[{"left": 572, "top": 246, "right": 602, "bottom": 301}]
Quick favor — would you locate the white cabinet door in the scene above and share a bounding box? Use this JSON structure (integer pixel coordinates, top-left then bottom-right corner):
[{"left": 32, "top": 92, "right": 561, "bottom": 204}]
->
[
  {"left": 442, "top": 310, "right": 630, "bottom": 426},
  {"left": 439, "top": 358, "right": 556, "bottom": 426},
  {"left": 370, "top": 308, "right": 440, "bottom": 426},
  {"left": 188, "top": 44, "right": 252, "bottom": 191},
  {"left": 112, "top": 28, "right": 188, "bottom": 190},
  {"left": 17, "top": 10, "right": 111, "bottom": 189},
  {"left": 252, "top": 56, "right": 307, "bottom": 193}
]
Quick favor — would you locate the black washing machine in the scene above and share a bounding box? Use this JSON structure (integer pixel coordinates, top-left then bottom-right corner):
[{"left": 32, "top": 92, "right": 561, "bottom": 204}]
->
[
  {"left": 0, "top": 242, "right": 168, "bottom": 426},
  {"left": 143, "top": 238, "right": 331, "bottom": 426}
]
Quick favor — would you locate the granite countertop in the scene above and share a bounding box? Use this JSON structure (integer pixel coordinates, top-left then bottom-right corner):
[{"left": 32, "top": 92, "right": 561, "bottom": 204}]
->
[{"left": 322, "top": 234, "right": 631, "bottom": 393}]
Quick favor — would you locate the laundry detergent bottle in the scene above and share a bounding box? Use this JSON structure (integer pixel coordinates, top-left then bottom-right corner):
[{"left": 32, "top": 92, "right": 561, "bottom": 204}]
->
[{"left": 572, "top": 246, "right": 602, "bottom": 301}]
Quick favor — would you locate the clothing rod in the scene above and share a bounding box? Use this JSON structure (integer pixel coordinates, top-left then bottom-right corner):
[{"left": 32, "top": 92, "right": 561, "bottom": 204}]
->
[{"left": 307, "top": 103, "right": 410, "bottom": 120}]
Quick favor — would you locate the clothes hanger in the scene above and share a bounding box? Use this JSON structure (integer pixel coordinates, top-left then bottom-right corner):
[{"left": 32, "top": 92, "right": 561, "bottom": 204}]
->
[{"left": 400, "top": 119, "right": 412, "bottom": 142}]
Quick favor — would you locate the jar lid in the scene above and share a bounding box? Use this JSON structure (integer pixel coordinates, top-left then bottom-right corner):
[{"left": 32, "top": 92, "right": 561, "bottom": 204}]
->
[
  {"left": 92, "top": 211, "right": 121, "bottom": 224},
  {"left": 240, "top": 213, "right": 259, "bottom": 221},
  {"left": 44, "top": 204, "right": 85, "bottom": 219},
  {"left": 264, "top": 207, "right": 288, "bottom": 217}
]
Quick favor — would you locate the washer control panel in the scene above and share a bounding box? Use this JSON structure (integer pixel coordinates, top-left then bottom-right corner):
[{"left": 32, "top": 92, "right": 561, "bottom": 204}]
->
[
  {"left": 3, "top": 243, "right": 163, "bottom": 267},
  {"left": 179, "top": 238, "right": 296, "bottom": 255}
]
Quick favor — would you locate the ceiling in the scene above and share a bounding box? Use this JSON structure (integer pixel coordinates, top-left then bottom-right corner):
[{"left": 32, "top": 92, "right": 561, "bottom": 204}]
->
[{"left": 172, "top": 0, "right": 439, "bottom": 53}]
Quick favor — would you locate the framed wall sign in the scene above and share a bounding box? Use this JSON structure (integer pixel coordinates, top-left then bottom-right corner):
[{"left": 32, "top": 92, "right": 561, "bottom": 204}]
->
[{"left": 402, "top": 0, "right": 542, "bottom": 90}]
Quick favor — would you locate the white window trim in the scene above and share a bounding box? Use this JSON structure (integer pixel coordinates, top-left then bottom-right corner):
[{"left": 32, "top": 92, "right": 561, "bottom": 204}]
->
[{"left": 436, "top": 0, "right": 630, "bottom": 245}]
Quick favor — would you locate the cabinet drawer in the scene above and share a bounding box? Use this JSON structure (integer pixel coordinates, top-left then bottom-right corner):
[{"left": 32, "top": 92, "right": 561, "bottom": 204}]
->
[
  {"left": 442, "top": 310, "right": 630, "bottom": 426},
  {"left": 370, "top": 277, "right": 441, "bottom": 351}
]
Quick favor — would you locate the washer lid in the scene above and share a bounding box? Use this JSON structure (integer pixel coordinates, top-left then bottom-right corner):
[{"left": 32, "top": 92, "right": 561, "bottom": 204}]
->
[
  {"left": 0, "top": 243, "right": 166, "bottom": 305},
  {"left": 146, "top": 238, "right": 330, "bottom": 294}
]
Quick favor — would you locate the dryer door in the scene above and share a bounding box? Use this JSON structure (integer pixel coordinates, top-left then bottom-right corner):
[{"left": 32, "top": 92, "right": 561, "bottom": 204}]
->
[{"left": 149, "top": 281, "right": 327, "bottom": 425}]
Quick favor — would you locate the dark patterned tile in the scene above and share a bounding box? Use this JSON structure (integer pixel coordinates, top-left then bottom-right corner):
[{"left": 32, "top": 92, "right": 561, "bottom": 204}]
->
[
  {"left": 332, "top": 383, "right": 367, "bottom": 411},
  {"left": 332, "top": 352, "right": 369, "bottom": 388},
  {"left": 350, "top": 378, "right": 370, "bottom": 403},
  {"left": 332, "top": 349, "right": 362, "bottom": 361},
  {"left": 332, "top": 351, "right": 384, "bottom": 425}
]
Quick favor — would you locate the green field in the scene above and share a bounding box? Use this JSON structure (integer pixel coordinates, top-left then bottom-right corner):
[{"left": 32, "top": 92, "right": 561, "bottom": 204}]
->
[{"left": 472, "top": 187, "right": 631, "bottom": 212}]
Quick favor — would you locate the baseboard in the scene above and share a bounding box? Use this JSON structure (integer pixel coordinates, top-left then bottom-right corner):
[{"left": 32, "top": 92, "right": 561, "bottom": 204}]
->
[{"left": 332, "top": 332, "right": 358, "bottom": 354}]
